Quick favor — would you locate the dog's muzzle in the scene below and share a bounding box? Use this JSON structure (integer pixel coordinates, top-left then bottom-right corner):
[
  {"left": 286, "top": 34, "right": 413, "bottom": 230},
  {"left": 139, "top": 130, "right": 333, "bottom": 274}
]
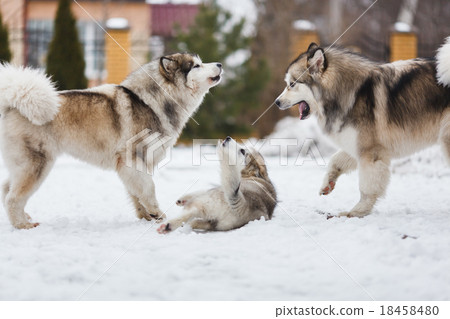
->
[
  {"left": 210, "top": 64, "right": 223, "bottom": 83},
  {"left": 274, "top": 99, "right": 291, "bottom": 110},
  {"left": 222, "top": 136, "right": 231, "bottom": 146}
]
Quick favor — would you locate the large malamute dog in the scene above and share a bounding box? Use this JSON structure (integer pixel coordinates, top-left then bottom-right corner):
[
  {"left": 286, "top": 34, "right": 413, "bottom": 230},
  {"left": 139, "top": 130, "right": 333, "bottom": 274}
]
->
[
  {"left": 275, "top": 38, "right": 450, "bottom": 217},
  {"left": 157, "top": 137, "right": 276, "bottom": 233},
  {"left": 0, "top": 53, "right": 222, "bottom": 229}
]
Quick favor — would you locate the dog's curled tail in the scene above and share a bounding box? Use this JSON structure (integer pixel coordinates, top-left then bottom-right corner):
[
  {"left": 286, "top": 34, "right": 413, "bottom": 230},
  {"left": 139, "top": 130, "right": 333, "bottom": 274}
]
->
[
  {"left": 0, "top": 64, "right": 60, "bottom": 125},
  {"left": 437, "top": 36, "right": 450, "bottom": 87}
]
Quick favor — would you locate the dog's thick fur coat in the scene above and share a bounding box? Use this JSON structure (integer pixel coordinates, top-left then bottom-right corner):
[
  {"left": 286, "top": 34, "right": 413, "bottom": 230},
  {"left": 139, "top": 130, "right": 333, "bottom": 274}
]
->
[
  {"left": 0, "top": 53, "right": 222, "bottom": 229},
  {"left": 275, "top": 38, "right": 450, "bottom": 217},
  {"left": 158, "top": 137, "right": 276, "bottom": 233}
]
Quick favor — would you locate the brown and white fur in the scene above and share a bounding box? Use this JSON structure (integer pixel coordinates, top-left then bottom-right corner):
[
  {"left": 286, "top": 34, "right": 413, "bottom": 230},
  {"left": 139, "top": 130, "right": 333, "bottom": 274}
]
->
[
  {"left": 157, "top": 137, "right": 276, "bottom": 233},
  {"left": 275, "top": 38, "right": 450, "bottom": 218},
  {"left": 0, "top": 53, "right": 222, "bottom": 229}
]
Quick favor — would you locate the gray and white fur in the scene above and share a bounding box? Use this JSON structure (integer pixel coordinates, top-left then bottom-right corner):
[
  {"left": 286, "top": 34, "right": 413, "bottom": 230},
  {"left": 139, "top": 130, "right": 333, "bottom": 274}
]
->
[
  {"left": 0, "top": 53, "right": 222, "bottom": 229},
  {"left": 275, "top": 38, "right": 450, "bottom": 218}
]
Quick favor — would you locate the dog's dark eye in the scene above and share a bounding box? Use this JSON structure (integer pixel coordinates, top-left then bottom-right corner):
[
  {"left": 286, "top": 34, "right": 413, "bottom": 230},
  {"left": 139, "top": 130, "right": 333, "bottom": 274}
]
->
[
  {"left": 240, "top": 149, "right": 246, "bottom": 155},
  {"left": 289, "top": 82, "right": 296, "bottom": 88},
  {"left": 193, "top": 64, "right": 200, "bottom": 68}
]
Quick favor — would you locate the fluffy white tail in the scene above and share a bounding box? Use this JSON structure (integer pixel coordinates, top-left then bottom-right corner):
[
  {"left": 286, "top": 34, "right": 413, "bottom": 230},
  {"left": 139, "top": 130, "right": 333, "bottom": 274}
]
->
[
  {"left": 437, "top": 36, "right": 450, "bottom": 87},
  {"left": 0, "top": 64, "right": 60, "bottom": 125}
]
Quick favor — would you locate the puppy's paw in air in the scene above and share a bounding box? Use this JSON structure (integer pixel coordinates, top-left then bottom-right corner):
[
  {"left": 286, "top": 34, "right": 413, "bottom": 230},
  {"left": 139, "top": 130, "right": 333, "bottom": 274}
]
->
[
  {"left": 157, "top": 223, "right": 172, "bottom": 234},
  {"left": 176, "top": 199, "right": 187, "bottom": 206}
]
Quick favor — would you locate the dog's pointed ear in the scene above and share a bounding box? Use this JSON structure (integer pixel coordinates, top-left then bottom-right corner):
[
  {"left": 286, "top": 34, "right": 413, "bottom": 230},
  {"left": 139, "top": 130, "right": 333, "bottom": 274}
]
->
[
  {"left": 160, "top": 56, "right": 178, "bottom": 80},
  {"left": 307, "top": 47, "right": 327, "bottom": 75}
]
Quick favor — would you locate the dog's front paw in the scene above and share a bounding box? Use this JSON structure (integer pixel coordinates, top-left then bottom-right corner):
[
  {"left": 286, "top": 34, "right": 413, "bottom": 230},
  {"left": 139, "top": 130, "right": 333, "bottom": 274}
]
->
[
  {"left": 319, "top": 180, "right": 336, "bottom": 195},
  {"left": 157, "top": 223, "right": 171, "bottom": 234},
  {"left": 138, "top": 208, "right": 164, "bottom": 223},
  {"left": 338, "top": 211, "right": 369, "bottom": 218},
  {"left": 176, "top": 199, "right": 187, "bottom": 206},
  {"left": 149, "top": 213, "right": 165, "bottom": 223},
  {"left": 14, "top": 221, "right": 40, "bottom": 229}
]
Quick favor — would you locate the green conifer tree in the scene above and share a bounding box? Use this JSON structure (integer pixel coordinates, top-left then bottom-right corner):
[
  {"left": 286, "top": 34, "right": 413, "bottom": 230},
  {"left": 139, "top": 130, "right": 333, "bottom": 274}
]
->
[
  {"left": 170, "top": 1, "right": 269, "bottom": 139},
  {"left": 46, "top": 0, "right": 87, "bottom": 90},
  {"left": 0, "top": 11, "right": 12, "bottom": 63}
]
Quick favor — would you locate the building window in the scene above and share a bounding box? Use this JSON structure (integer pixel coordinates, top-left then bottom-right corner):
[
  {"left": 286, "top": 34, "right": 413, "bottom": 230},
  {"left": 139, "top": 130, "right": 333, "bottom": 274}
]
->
[
  {"left": 26, "top": 20, "right": 105, "bottom": 82},
  {"left": 26, "top": 19, "right": 52, "bottom": 68}
]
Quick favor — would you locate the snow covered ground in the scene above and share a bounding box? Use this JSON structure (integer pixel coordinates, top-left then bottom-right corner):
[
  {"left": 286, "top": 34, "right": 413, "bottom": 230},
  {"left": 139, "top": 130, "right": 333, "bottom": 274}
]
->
[{"left": 0, "top": 142, "right": 449, "bottom": 301}]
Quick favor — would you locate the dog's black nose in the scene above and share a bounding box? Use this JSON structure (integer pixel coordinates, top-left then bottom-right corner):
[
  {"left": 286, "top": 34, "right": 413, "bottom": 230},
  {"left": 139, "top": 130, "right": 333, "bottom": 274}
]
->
[
  {"left": 225, "top": 136, "right": 231, "bottom": 141},
  {"left": 217, "top": 63, "right": 222, "bottom": 68},
  {"left": 275, "top": 99, "right": 281, "bottom": 107}
]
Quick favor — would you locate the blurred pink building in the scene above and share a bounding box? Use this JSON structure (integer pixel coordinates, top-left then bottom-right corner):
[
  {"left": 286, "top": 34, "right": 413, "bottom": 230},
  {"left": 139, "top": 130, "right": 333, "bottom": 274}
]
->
[{"left": 150, "top": 3, "right": 198, "bottom": 37}]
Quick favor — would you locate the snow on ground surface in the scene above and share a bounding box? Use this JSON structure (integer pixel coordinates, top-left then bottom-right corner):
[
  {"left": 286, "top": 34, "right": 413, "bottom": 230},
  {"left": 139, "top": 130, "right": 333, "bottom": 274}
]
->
[{"left": 0, "top": 143, "right": 449, "bottom": 301}]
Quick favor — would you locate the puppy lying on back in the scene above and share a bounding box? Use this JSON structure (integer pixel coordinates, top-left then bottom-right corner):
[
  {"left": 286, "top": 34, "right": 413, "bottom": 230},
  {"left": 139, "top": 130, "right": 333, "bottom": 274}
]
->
[{"left": 158, "top": 137, "right": 277, "bottom": 233}]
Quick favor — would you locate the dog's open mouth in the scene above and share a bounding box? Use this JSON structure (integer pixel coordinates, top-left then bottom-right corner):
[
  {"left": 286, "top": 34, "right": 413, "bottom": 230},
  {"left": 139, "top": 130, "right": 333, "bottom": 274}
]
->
[
  {"left": 293, "top": 101, "right": 310, "bottom": 120},
  {"left": 210, "top": 74, "right": 221, "bottom": 82}
]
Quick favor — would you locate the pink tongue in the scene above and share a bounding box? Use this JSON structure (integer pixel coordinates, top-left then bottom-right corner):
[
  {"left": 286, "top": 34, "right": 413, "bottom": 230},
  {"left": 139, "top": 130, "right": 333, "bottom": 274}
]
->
[{"left": 298, "top": 101, "right": 307, "bottom": 119}]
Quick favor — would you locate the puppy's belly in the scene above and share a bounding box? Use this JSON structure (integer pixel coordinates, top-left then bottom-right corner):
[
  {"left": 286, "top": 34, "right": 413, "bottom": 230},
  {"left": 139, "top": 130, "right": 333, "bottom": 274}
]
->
[{"left": 189, "top": 192, "right": 236, "bottom": 220}]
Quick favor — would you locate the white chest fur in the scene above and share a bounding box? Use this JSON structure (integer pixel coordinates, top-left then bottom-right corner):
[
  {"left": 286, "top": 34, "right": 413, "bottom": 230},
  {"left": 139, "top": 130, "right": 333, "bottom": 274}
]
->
[{"left": 326, "top": 126, "right": 359, "bottom": 158}]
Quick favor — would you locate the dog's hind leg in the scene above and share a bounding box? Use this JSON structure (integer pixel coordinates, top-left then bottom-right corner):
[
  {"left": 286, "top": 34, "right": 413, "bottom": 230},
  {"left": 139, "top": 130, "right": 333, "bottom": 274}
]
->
[
  {"left": 2, "top": 181, "right": 10, "bottom": 205},
  {"left": 4, "top": 154, "right": 55, "bottom": 229},
  {"left": 2, "top": 180, "right": 32, "bottom": 222},
  {"left": 339, "top": 153, "right": 390, "bottom": 218},
  {"left": 176, "top": 191, "right": 204, "bottom": 206},
  {"left": 320, "top": 150, "right": 357, "bottom": 195},
  {"left": 157, "top": 209, "right": 203, "bottom": 234},
  {"left": 439, "top": 111, "right": 450, "bottom": 164},
  {"left": 189, "top": 219, "right": 218, "bottom": 231}
]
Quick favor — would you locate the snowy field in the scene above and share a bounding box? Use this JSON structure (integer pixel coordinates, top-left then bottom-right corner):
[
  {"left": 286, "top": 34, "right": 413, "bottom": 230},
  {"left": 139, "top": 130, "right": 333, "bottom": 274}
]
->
[{"left": 0, "top": 142, "right": 449, "bottom": 301}]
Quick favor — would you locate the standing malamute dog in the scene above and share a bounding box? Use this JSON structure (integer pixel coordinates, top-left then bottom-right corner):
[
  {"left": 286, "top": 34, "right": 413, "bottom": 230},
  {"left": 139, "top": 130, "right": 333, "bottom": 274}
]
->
[
  {"left": 0, "top": 53, "right": 222, "bottom": 229},
  {"left": 275, "top": 38, "right": 450, "bottom": 217},
  {"left": 157, "top": 137, "right": 276, "bottom": 233}
]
